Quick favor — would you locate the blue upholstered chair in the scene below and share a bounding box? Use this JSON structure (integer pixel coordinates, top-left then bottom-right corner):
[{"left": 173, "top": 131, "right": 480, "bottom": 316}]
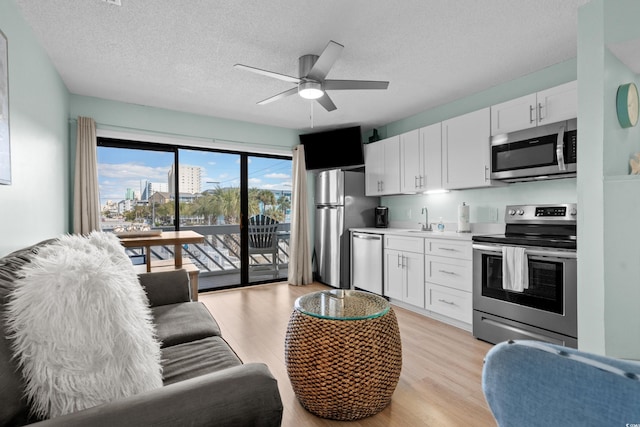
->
[{"left": 482, "top": 340, "right": 640, "bottom": 426}]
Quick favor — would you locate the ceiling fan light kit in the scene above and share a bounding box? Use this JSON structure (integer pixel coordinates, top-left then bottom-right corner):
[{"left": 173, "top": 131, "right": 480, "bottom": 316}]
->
[
  {"left": 235, "top": 40, "right": 389, "bottom": 112},
  {"left": 298, "top": 81, "right": 324, "bottom": 99}
]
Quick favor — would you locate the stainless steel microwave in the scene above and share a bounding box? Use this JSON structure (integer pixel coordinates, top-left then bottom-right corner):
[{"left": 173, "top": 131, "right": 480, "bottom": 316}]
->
[{"left": 490, "top": 119, "right": 577, "bottom": 182}]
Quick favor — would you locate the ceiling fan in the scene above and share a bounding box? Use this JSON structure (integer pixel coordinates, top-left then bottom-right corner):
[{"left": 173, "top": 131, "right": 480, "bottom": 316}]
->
[{"left": 234, "top": 40, "right": 389, "bottom": 112}]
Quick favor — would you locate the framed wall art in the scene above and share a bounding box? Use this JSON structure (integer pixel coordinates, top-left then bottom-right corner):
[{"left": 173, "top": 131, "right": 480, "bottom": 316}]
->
[{"left": 0, "top": 29, "right": 10, "bottom": 185}]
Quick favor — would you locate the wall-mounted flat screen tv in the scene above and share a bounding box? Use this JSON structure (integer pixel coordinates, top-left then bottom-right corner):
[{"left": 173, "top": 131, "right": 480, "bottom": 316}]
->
[{"left": 299, "top": 125, "right": 364, "bottom": 171}]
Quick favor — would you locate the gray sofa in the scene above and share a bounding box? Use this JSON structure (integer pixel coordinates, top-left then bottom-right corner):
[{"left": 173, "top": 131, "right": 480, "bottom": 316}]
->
[{"left": 0, "top": 240, "right": 283, "bottom": 427}]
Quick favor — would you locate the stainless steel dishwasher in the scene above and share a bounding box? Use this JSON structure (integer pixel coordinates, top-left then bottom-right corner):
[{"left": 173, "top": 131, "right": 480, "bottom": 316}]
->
[{"left": 351, "top": 231, "right": 383, "bottom": 295}]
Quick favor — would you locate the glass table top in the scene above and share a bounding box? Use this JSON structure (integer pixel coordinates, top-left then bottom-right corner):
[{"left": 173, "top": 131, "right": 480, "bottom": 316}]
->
[{"left": 294, "top": 289, "right": 390, "bottom": 320}]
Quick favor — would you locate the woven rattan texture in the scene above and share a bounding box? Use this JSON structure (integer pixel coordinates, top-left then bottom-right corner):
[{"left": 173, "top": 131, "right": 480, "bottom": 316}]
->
[{"left": 285, "top": 307, "right": 402, "bottom": 421}]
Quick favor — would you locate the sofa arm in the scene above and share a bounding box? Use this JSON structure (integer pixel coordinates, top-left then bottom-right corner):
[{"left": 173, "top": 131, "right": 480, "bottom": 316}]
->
[
  {"left": 138, "top": 269, "right": 191, "bottom": 307},
  {"left": 483, "top": 340, "right": 640, "bottom": 426},
  {"left": 30, "top": 363, "right": 283, "bottom": 427}
]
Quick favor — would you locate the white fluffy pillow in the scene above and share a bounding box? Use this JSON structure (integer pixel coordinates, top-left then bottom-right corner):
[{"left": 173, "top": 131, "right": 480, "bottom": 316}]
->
[{"left": 5, "top": 233, "right": 163, "bottom": 419}]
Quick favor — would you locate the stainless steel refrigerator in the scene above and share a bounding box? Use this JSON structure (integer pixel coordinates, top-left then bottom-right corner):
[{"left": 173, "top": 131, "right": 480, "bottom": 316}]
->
[{"left": 314, "top": 169, "right": 379, "bottom": 288}]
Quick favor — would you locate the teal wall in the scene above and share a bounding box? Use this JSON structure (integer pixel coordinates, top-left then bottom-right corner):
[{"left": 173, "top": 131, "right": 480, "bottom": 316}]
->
[
  {"left": 576, "top": 0, "right": 606, "bottom": 355},
  {"left": 601, "top": 2, "right": 640, "bottom": 359},
  {"left": 0, "top": 0, "right": 70, "bottom": 256},
  {"left": 578, "top": 0, "right": 640, "bottom": 358},
  {"left": 375, "top": 60, "right": 578, "bottom": 228},
  {"left": 69, "top": 95, "right": 300, "bottom": 152}
]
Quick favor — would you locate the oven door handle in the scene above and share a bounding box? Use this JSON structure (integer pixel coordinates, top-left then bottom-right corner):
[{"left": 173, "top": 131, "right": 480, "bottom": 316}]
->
[{"left": 472, "top": 244, "right": 576, "bottom": 259}]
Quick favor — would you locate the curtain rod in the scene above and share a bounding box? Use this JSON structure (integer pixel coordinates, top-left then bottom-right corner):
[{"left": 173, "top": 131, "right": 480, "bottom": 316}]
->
[{"left": 68, "top": 118, "right": 294, "bottom": 153}]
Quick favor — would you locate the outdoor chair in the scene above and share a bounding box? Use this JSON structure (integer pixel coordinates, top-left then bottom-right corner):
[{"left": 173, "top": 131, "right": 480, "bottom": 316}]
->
[{"left": 248, "top": 214, "right": 280, "bottom": 279}]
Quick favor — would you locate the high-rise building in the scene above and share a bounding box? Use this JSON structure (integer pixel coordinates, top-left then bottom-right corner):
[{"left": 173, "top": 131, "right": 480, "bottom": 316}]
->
[
  {"left": 168, "top": 164, "right": 201, "bottom": 195},
  {"left": 125, "top": 188, "right": 136, "bottom": 200}
]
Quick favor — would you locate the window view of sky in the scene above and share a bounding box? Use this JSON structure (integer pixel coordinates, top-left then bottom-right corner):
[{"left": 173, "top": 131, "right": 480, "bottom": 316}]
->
[{"left": 97, "top": 147, "right": 292, "bottom": 207}]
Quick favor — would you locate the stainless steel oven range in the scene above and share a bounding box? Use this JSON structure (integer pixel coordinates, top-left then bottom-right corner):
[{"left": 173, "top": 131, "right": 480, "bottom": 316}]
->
[{"left": 472, "top": 203, "right": 577, "bottom": 348}]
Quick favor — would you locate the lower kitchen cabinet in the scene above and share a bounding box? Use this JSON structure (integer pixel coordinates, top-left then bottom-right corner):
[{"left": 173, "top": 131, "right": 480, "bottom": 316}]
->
[
  {"left": 384, "top": 236, "right": 425, "bottom": 308},
  {"left": 364, "top": 232, "right": 474, "bottom": 329},
  {"left": 426, "top": 283, "right": 472, "bottom": 324},
  {"left": 424, "top": 238, "right": 473, "bottom": 324}
]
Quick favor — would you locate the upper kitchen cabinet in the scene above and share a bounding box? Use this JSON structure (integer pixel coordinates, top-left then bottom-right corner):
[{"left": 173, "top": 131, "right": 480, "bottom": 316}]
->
[
  {"left": 490, "top": 80, "right": 577, "bottom": 135},
  {"left": 400, "top": 124, "right": 442, "bottom": 193},
  {"left": 442, "top": 107, "right": 493, "bottom": 190},
  {"left": 365, "top": 135, "right": 401, "bottom": 196}
]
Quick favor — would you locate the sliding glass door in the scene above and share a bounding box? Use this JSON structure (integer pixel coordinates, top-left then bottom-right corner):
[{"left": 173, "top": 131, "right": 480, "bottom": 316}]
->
[
  {"left": 97, "top": 137, "right": 292, "bottom": 292},
  {"left": 178, "top": 148, "right": 243, "bottom": 289},
  {"left": 247, "top": 155, "right": 292, "bottom": 283}
]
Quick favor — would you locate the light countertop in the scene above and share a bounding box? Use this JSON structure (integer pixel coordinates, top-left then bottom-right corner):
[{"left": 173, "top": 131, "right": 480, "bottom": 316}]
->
[{"left": 350, "top": 227, "right": 477, "bottom": 241}]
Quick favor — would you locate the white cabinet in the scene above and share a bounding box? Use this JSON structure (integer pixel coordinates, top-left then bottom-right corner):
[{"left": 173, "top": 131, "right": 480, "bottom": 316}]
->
[
  {"left": 365, "top": 136, "right": 400, "bottom": 196},
  {"left": 400, "top": 124, "right": 442, "bottom": 193},
  {"left": 442, "top": 107, "right": 492, "bottom": 190},
  {"left": 384, "top": 235, "right": 425, "bottom": 308},
  {"left": 425, "top": 238, "right": 473, "bottom": 324},
  {"left": 400, "top": 130, "right": 421, "bottom": 193},
  {"left": 491, "top": 80, "right": 577, "bottom": 135}
]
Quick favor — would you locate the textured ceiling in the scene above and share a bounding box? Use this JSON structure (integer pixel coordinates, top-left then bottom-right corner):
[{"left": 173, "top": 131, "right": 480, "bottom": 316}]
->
[{"left": 14, "top": 0, "right": 589, "bottom": 133}]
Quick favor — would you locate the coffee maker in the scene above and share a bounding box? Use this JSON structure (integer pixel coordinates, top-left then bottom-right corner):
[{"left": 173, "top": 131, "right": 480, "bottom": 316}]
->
[{"left": 375, "top": 206, "right": 389, "bottom": 228}]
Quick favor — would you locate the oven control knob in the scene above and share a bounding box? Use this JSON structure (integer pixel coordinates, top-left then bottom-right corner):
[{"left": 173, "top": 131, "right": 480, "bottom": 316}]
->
[
  {"left": 570, "top": 208, "right": 577, "bottom": 216},
  {"left": 508, "top": 209, "right": 516, "bottom": 216},
  {"left": 517, "top": 209, "right": 525, "bottom": 215}
]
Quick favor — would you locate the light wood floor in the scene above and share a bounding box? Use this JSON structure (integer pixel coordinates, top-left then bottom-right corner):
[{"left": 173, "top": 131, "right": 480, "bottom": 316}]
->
[{"left": 199, "top": 282, "right": 496, "bottom": 427}]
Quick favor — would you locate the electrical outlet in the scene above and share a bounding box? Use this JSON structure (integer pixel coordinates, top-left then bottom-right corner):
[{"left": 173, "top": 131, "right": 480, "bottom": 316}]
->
[{"left": 406, "top": 209, "right": 411, "bottom": 219}]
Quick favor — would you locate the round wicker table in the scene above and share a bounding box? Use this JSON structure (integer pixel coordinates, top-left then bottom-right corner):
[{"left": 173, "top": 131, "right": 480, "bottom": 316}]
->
[{"left": 284, "top": 289, "right": 402, "bottom": 421}]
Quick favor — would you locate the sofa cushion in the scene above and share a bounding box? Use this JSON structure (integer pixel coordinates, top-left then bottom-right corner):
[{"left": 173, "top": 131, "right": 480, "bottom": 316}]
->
[
  {"left": 0, "top": 239, "right": 56, "bottom": 426},
  {"left": 161, "top": 336, "right": 242, "bottom": 385},
  {"left": 152, "top": 301, "right": 221, "bottom": 348},
  {"left": 5, "top": 233, "right": 163, "bottom": 419}
]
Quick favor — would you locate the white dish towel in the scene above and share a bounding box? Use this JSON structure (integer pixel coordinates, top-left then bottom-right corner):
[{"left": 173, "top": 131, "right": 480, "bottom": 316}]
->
[{"left": 502, "top": 246, "right": 529, "bottom": 292}]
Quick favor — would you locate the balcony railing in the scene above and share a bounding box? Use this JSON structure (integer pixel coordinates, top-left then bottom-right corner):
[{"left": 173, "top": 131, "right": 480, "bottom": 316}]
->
[{"left": 123, "top": 223, "right": 290, "bottom": 285}]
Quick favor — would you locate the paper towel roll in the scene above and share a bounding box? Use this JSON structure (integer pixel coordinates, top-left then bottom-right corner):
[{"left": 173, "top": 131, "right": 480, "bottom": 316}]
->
[{"left": 457, "top": 202, "right": 470, "bottom": 233}]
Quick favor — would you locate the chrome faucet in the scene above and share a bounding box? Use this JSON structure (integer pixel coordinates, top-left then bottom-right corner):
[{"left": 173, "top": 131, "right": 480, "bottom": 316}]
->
[{"left": 418, "top": 207, "right": 432, "bottom": 231}]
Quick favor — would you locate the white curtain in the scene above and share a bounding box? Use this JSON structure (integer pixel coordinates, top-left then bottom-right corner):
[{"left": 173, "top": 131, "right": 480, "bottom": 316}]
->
[
  {"left": 73, "top": 117, "right": 101, "bottom": 234},
  {"left": 288, "top": 145, "right": 313, "bottom": 285}
]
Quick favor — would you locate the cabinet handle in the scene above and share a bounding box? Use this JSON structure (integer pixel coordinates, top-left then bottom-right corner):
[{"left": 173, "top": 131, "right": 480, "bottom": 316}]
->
[
  {"left": 438, "top": 298, "right": 456, "bottom": 306},
  {"left": 538, "top": 102, "right": 544, "bottom": 122},
  {"left": 438, "top": 247, "right": 457, "bottom": 252},
  {"left": 438, "top": 269, "right": 456, "bottom": 275},
  {"left": 420, "top": 175, "right": 424, "bottom": 187},
  {"left": 529, "top": 104, "right": 535, "bottom": 123},
  {"left": 485, "top": 165, "right": 489, "bottom": 182},
  {"left": 414, "top": 176, "right": 419, "bottom": 188}
]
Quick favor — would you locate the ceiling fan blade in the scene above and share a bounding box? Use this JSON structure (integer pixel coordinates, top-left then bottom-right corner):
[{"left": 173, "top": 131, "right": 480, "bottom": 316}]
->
[
  {"left": 324, "top": 79, "right": 389, "bottom": 91},
  {"left": 257, "top": 87, "right": 299, "bottom": 105},
  {"left": 234, "top": 64, "right": 301, "bottom": 84},
  {"left": 306, "top": 40, "right": 344, "bottom": 81},
  {"left": 316, "top": 93, "right": 337, "bottom": 112}
]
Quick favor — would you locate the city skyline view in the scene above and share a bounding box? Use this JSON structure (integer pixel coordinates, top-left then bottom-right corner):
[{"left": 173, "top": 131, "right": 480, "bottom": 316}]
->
[{"left": 97, "top": 146, "right": 292, "bottom": 207}]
